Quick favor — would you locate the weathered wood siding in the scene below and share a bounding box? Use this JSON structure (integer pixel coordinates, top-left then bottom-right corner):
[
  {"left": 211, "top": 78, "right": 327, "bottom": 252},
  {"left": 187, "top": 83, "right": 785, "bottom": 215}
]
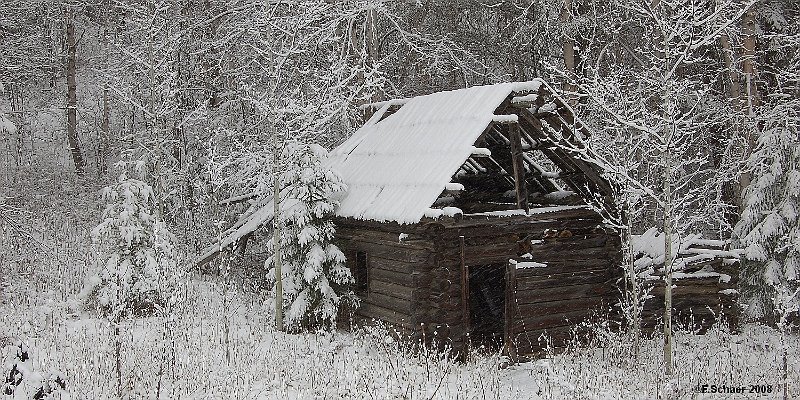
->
[
  {"left": 433, "top": 207, "right": 622, "bottom": 353},
  {"left": 335, "top": 218, "right": 435, "bottom": 335}
]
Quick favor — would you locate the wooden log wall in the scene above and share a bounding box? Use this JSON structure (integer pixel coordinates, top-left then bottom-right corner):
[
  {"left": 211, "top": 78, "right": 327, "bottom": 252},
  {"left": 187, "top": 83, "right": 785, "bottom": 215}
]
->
[
  {"left": 334, "top": 218, "right": 437, "bottom": 340},
  {"left": 505, "top": 231, "right": 621, "bottom": 355},
  {"left": 335, "top": 209, "right": 625, "bottom": 357}
]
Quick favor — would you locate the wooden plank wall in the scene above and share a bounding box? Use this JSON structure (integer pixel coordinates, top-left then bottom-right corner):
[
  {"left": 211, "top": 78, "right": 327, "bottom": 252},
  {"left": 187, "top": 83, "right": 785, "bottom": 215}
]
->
[
  {"left": 433, "top": 208, "right": 620, "bottom": 354},
  {"left": 506, "top": 232, "right": 621, "bottom": 355}
]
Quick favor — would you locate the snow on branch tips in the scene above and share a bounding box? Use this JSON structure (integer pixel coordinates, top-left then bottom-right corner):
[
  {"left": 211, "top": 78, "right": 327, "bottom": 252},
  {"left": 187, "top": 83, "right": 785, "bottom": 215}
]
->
[
  {"left": 734, "top": 104, "right": 800, "bottom": 324},
  {"left": 78, "top": 160, "right": 180, "bottom": 322},
  {"left": 265, "top": 141, "right": 356, "bottom": 331}
]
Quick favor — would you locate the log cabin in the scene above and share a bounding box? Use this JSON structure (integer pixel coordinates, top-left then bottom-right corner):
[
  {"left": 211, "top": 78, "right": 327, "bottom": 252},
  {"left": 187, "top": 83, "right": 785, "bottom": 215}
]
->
[{"left": 197, "top": 80, "right": 631, "bottom": 357}]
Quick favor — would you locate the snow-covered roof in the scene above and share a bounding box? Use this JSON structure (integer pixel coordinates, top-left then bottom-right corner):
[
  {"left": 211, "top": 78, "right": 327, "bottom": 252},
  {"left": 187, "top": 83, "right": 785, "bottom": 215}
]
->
[
  {"left": 194, "top": 80, "right": 616, "bottom": 267},
  {"left": 328, "top": 80, "right": 544, "bottom": 224}
]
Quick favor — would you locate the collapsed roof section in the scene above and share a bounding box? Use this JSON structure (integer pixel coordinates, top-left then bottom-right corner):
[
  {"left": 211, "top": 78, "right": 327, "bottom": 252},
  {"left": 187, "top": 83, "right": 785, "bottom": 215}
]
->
[
  {"left": 329, "top": 79, "right": 618, "bottom": 224},
  {"left": 327, "top": 81, "right": 538, "bottom": 224}
]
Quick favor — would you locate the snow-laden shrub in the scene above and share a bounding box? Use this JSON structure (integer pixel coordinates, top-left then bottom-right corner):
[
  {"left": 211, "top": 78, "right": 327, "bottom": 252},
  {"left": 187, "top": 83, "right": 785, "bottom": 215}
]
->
[
  {"left": 2, "top": 341, "right": 67, "bottom": 399},
  {"left": 79, "top": 163, "right": 179, "bottom": 321},
  {"left": 265, "top": 141, "right": 357, "bottom": 331},
  {"left": 735, "top": 105, "right": 800, "bottom": 326}
]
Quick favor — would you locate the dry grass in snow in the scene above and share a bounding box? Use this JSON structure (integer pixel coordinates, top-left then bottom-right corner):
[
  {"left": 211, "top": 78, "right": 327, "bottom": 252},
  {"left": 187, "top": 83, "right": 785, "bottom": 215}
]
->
[
  {"left": 3, "top": 255, "right": 798, "bottom": 399},
  {"left": 1, "top": 171, "right": 797, "bottom": 399}
]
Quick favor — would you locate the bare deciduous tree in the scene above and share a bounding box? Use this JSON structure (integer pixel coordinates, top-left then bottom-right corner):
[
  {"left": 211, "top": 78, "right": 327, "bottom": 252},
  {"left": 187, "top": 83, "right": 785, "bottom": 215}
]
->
[{"left": 65, "top": 6, "right": 85, "bottom": 175}]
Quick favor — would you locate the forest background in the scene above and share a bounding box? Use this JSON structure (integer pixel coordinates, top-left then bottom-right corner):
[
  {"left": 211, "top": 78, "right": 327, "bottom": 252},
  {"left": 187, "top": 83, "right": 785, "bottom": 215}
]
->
[
  {"left": 2, "top": 0, "right": 799, "bottom": 328},
  {"left": 1, "top": 1, "right": 799, "bottom": 397}
]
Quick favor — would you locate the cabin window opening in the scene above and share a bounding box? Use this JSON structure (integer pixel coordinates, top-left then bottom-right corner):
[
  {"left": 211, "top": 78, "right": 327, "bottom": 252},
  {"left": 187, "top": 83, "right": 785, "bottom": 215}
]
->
[{"left": 354, "top": 251, "right": 369, "bottom": 295}]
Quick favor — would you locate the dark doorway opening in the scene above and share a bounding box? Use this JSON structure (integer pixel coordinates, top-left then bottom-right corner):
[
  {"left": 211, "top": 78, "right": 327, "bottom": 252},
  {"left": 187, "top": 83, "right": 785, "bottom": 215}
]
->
[{"left": 468, "top": 263, "right": 506, "bottom": 350}]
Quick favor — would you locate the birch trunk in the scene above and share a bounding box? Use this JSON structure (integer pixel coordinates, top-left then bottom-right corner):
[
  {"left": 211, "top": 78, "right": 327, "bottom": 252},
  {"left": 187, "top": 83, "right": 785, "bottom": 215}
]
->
[
  {"left": 623, "top": 138, "right": 641, "bottom": 349},
  {"left": 719, "top": 33, "right": 741, "bottom": 109},
  {"left": 365, "top": 7, "right": 379, "bottom": 69},
  {"left": 663, "top": 143, "right": 674, "bottom": 375},
  {"left": 738, "top": 7, "right": 760, "bottom": 202},
  {"left": 662, "top": 18, "right": 674, "bottom": 376},
  {"left": 741, "top": 9, "right": 760, "bottom": 116}
]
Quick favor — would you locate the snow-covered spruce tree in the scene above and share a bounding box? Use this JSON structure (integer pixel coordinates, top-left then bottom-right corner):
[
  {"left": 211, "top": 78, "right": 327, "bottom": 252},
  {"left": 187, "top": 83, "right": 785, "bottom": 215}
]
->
[
  {"left": 265, "top": 141, "right": 356, "bottom": 331},
  {"left": 79, "top": 161, "right": 178, "bottom": 321},
  {"left": 735, "top": 106, "right": 800, "bottom": 325}
]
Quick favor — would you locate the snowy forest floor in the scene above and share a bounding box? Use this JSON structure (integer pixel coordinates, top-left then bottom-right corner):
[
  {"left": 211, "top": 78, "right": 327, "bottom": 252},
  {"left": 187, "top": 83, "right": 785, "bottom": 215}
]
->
[{"left": 2, "top": 169, "right": 799, "bottom": 399}]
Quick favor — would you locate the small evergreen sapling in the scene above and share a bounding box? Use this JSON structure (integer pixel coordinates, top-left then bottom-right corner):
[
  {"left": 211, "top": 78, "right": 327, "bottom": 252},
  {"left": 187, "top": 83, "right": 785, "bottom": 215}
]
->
[
  {"left": 735, "top": 109, "right": 800, "bottom": 324},
  {"left": 79, "top": 162, "right": 179, "bottom": 321},
  {"left": 265, "top": 141, "right": 356, "bottom": 331}
]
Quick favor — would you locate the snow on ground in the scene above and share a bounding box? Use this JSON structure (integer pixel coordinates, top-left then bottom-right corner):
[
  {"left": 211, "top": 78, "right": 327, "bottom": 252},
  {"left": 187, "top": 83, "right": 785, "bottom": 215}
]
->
[
  {"left": 3, "top": 262, "right": 798, "bottom": 399},
  {"left": 1, "top": 173, "right": 798, "bottom": 399},
  {"left": 2, "top": 273, "right": 525, "bottom": 399}
]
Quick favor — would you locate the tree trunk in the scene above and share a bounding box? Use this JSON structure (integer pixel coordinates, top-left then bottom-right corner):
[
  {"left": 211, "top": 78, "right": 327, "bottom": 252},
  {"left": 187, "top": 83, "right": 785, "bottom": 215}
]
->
[
  {"left": 719, "top": 33, "right": 741, "bottom": 109},
  {"left": 359, "top": 7, "right": 380, "bottom": 121},
  {"left": 8, "top": 82, "right": 23, "bottom": 169},
  {"left": 623, "top": 171, "right": 641, "bottom": 352},
  {"left": 273, "top": 146, "right": 283, "bottom": 331},
  {"left": 561, "top": 0, "right": 578, "bottom": 105},
  {"left": 65, "top": 9, "right": 85, "bottom": 175},
  {"left": 663, "top": 144, "right": 674, "bottom": 375},
  {"left": 99, "top": 2, "right": 110, "bottom": 176},
  {"left": 741, "top": 9, "right": 761, "bottom": 116},
  {"left": 717, "top": 22, "right": 743, "bottom": 225},
  {"left": 115, "top": 325, "right": 122, "bottom": 397},
  {"left": 100, "top": 88, "right": 110, "bottom": 174},
  {"left": 269, "top": 16, "right": 284, "bottom": 332},
  {"left": 738, "top": 7, "right": 760, "bottom": 203},
  {"left": 662, "top": 20, "right": 673, "bottom": 376}
]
